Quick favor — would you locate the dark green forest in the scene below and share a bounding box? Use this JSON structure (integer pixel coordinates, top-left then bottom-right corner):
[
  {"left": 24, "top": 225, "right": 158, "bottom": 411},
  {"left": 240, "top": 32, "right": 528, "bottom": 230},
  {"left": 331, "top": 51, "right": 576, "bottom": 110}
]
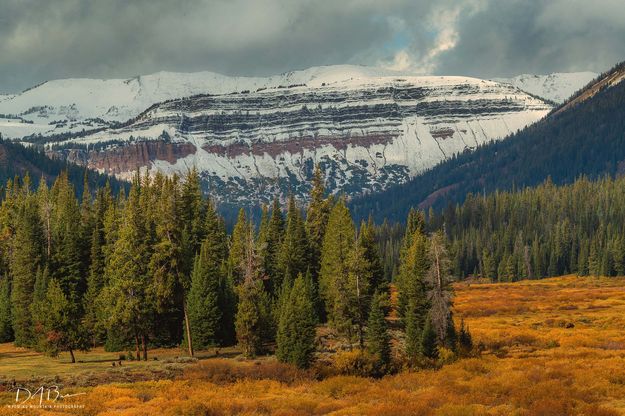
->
[
  {"left": 0, "top": 167, "right": 464, "bottom": 372},
  {"left": 376, "top": 176, "right": 625, "bottom": 284}
]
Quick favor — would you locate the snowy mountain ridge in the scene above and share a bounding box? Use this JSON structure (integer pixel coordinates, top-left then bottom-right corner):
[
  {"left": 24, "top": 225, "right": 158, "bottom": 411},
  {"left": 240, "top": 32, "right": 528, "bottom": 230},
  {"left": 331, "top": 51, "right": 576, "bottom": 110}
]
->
[{"left": 0, "top": 65, "right": 411, "bottom": 139}]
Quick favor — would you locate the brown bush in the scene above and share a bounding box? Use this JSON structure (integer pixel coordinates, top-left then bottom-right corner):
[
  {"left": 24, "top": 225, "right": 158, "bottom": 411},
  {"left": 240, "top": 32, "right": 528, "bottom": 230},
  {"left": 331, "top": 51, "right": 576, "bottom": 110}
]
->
[
  {"left": 183, "top": 359, "right": 313, "bottom": 385},
  {"left": 332, "top": 350, "right": 381, "bottom": 377}
]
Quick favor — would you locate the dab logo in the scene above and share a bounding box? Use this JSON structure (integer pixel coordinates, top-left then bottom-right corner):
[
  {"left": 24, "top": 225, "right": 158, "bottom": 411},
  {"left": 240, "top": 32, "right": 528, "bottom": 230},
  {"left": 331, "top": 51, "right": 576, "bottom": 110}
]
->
[{"left": 6, "top": 385, "right": 86, "bottom": 409}]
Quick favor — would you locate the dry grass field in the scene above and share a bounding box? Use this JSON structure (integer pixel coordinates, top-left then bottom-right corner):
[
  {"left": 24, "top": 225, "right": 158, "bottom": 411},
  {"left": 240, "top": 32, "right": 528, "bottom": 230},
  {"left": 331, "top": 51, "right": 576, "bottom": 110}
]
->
[{"left": 2, "top": 275, "right": 625, "bottom": 415}]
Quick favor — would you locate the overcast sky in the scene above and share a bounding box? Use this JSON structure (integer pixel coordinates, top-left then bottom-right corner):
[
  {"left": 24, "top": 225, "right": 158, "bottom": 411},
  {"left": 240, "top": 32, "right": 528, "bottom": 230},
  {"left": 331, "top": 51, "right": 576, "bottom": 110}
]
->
[{"left": 2, "top": 0, "right": 625, "bottom": 93}]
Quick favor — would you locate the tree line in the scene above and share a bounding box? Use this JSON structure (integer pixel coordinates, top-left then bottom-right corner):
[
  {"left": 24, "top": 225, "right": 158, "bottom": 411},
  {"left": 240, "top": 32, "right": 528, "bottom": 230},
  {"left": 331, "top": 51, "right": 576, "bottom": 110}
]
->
[
  {"left": 0, "top": 166, "right": 471, "bottom": 370},
  {"left": 375, "top": 176, "right": 625, "bottom": 283}
]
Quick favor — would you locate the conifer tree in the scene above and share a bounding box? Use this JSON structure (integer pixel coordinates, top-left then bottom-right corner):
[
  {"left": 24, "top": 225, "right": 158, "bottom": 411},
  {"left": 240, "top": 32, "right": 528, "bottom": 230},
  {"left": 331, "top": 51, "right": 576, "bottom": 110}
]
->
[
  {"left": 82, "top": 201, "right": 106, "bottom": 347},
  {"left": 397, "top": 228, "right": 429, "bottom": 320},
  {"left": 235, "top": 223, "right": 267, "bottom": 357},
  {"left": 276, "top": 273, "right": 316, "bottom": 369},
  {"left": 235, "top": 278, "right": 264, "bottom": 358},
  {"left": 30, "top": 266, "right": 50, "bottom": 333},
  {"left": 404, "top": 298, "right": 422, "bottom": 361},
  {"left": 277, "top": 195, "right": 309, "bottom": 288},
  {"left": 79, "top": 171, "right": 95, "bottom": 273},
  {"left": 458, "top": 319, "right": 473, "bottom": 356},
  {"left": 38, "top": 279, "right": 88, "bottom": 363},
  {"left": 345, "top": 242, "right": 373, "bottom": 347},
  {"left": 180, "top": 167, "right": 206, "bottom": 259},
  {"left": 481, "top": 249, "right": 496, "bottom": 281},
  {"left": 359, "top": 218, "right": 386, "bottom": 292},
  {"left": 148, "top": 177, "right": 187, "bottom": 350},
  {"left": 319, "top": 199, "right": 355, "bottom": 328},
  {"left": 306, "top": 165, "right": 331, "bottom": 279},
  {"left": 229, "top": 209, "right": 248, "bottom": 285},
  {"left": 101, "top": 177, "right": 153, "bottom": 360},
  {"left": 0, "top": 275, "right": 12, "bottom": 342},
  {"left": 187, "top": 202, "right": 227, "bottom": 349},
  {"left": 420, "top": 315, "right": 438, "bottom": 359},
  {"left": 444, "top": 314, "right": 458, "bottom": 351},
  {"left": 10, "top": 188, "right": 43, "bottom": 347},
  {"left": 366, "top": 290, "right": 391, "bottom": 369},
  {"left": 50, "top": 173, "right": 86, "bottom": 302},
  {"left": 259, "top": 198, "right": 284, "bottom": 294}
]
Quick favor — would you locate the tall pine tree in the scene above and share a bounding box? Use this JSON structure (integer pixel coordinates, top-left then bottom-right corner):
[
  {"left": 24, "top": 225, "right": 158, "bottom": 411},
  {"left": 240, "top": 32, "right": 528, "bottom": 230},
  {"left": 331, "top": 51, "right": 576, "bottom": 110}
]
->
[{"left": 276, "top": 273, "right": 316, "bottom": 368}]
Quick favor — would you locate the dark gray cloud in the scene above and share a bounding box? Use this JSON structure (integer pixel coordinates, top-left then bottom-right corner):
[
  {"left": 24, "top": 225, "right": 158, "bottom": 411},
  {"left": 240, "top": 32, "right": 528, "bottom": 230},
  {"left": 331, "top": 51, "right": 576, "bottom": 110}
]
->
[
  {"left": 1, "top": 0, "right": 624, "bottom": 93},
  {"left": 434, "top": 0, "right": 625, "bottom": 77}
]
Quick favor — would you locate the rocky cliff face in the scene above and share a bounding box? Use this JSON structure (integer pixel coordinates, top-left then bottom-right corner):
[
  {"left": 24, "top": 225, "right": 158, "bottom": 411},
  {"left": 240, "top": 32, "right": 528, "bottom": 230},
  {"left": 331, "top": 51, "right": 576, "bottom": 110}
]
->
[
  {"left": 0, "top": 66, "right": 553, "bottom": 204},
  {"left": 48, "top": 141, "right": 197, "bottom": 175}
]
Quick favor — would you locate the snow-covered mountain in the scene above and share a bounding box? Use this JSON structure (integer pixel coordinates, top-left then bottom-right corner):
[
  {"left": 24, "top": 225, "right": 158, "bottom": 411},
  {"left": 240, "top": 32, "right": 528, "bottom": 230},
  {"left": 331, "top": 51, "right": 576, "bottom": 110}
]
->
[
  {"left": 492, "top": 72, "right": 597, "bottom": 104},
  {"left": 0, "top": 66, "right": 404, "bottom": 139},
  {"left": 0, "top": 66, "right": 552, "bottom": 203}
]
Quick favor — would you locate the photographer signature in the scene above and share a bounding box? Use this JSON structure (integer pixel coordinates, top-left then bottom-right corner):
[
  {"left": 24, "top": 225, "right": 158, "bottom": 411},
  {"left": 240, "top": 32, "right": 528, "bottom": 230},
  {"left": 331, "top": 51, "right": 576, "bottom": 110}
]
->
[{"left": 12, "top": 386, "right": 85, "bottom": 406}]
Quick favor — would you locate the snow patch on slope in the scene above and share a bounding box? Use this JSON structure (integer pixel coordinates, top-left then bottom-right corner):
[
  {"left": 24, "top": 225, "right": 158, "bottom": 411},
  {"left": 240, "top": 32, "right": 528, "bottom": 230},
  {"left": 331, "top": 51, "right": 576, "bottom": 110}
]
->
[{"left": 493, "top": 72, "right": 597, "bottom": 104}]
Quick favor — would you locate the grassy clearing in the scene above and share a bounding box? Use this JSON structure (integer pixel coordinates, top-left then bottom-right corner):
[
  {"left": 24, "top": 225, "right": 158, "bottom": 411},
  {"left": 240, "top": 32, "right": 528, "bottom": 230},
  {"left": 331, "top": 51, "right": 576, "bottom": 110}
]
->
[
  {"left": 0, "top": 344, "right": 241, "bottom": 387},
  {"left": 2, "top": 275, "right": 625, "bottom": 415}
]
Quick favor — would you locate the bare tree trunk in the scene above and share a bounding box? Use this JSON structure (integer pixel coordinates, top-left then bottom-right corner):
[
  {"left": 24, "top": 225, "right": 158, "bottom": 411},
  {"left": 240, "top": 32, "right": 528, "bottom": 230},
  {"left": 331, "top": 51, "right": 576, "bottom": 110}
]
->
[
  {"left": 69, "top": 349, "right": 75, "bottom": 363},
  {"left": 183, "top": 297, "right": 194, "bottom": 356}
]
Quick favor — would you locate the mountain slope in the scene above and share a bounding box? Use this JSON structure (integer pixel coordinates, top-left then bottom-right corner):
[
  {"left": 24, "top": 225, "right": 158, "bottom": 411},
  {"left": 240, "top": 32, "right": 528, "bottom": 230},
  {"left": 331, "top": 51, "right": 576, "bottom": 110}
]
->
[
  {"left": 492, "top": 72, "right": 597, "bottom": 104},
  {"left": 0, "top": 138, "right": 126, "bottom": 196},
  {"left": 351, "top": 62, "right": 625, "bottom": 223},
  {"left": 0, "top": 66, "right": 552, "bottom": 204}
]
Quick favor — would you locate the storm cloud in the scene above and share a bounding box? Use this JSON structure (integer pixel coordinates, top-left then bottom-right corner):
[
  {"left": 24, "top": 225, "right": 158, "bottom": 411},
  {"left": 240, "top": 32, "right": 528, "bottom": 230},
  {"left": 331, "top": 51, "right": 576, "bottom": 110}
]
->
[{"left": 1, "top": 0, "right": 624, "bottom": 92}]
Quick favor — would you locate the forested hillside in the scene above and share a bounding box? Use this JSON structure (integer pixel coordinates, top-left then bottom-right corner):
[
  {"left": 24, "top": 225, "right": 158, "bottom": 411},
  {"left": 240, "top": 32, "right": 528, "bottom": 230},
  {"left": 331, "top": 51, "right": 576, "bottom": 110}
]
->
[
  {"left": 351, "top": 61, "right": 625, "bottom": 224},
  {"left": 376, "top": 176, "right": 625, "bottom": 283},
  {"left": 0, "top": 136, "right": 126, "bottom": 197}
]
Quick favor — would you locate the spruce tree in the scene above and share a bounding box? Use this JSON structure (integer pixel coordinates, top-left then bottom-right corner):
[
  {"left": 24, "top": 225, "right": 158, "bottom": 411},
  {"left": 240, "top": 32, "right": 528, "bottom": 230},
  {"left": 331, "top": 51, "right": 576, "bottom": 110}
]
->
[
  {"left": 187, "top": 206, "right": 225, "bottom": 349},
  {"left": 234, "top": 224, "right": 266, "bottom": 357},
  {"left": 180, "top": 167, "right": 206, "bottom": 260},
  {"left": 229, "top": 209, "right": 248, "bottom": 285},
  {"left": 235, "top": 278, "right": 264, "bottom": 358},
  {"left": 277, "top": 195, "right": 309, "bottom": 288},
  {"left": 306, "top": 165, "right": 331, "bottom": 279},
  {"left": 420, "top": 316, "right": 438, "bottom": 359},
  {"left": 83, "top": 218, "right": 106, "bottom": 347},
  {"left": 397, "top": 228, "right": 429, "bottom": 326},
  {"left": 366, "top": 291, "right": 391, "bottom": 369},
  {"left": 359, "top": 218, "right": 386, "bottom": 292},
  {"left": 276, "top": 273, "right": 316, "bottom": 369},
  {"left": 38, "top": 279, "right": 87, "bottom": 363},
  {"left": 319, "top": 199, "right": 355, "bottom": 325},
  {"left": 404, "top": 298, "right": 422, "bottom": 361},
  {"left": 259, "top": 198, "right": 285, "bottom": 294},
  {"left": 50, "top": 173, "right": 86, "bottom": 304},
  {"left": 458, "top": 319, "right": 473, "bottom": 356},
  {"left": 345, "top": 242, "right": 373, "bottom": 347},
  {"left": 101, "top": 176, "right": 153, "bottom": 360},
  {"left": 0, "top": 274, "right": 12, "bottom": 342},
  {"left": 148, "top": 177, "right": 188, "bottom": 350},
  {"left": 10, "top": 190, "right": 43, "bottom": 347},
  {"left": 30, "top": 266, "right": 50, "bottom": 336}
]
